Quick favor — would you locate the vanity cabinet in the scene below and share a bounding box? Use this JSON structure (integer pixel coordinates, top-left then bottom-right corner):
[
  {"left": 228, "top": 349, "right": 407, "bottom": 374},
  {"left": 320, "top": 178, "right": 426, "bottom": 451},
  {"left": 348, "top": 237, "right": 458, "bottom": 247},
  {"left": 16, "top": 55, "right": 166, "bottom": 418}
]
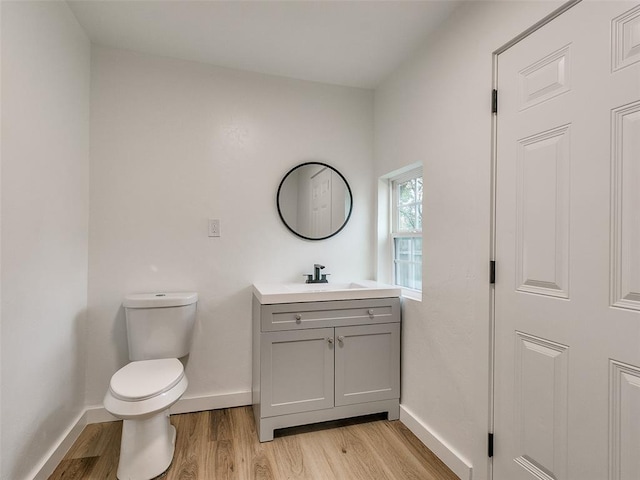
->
[{"left": 252, "top": 296, "right": 401, "bottom": 442}]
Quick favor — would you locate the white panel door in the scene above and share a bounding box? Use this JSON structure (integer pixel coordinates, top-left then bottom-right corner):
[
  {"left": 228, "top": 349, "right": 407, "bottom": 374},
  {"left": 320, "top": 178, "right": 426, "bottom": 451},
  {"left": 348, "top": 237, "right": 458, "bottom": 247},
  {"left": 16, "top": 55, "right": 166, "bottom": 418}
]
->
[
  {"left": 495, "top": 2, "right": 640, "bottom": 480},
  {"left": 311, "top": 167, "right": 332, "bottom": 237}
]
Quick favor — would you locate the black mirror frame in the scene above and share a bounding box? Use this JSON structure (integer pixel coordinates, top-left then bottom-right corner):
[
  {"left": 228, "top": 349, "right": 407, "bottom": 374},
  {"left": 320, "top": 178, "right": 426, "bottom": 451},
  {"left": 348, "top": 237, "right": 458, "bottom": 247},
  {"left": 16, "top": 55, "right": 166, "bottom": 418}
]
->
[{"left": 276, "top": 162, "right": 353, "bottom": 241}]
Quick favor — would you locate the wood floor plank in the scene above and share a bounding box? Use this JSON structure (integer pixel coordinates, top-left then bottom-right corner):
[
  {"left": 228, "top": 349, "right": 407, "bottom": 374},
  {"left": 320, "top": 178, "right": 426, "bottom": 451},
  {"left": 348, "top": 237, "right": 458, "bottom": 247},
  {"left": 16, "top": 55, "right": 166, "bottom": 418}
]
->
[
  {"left": 228, "top": 406, "right": 259, "bottom": 479},
  {"left": 48, "top": 456, "right": 99, "bottom": 480},
  {"left": 50, "top": 407, "right": 460, "bottom": 480},
  {"left": 271, "top": 433, "right": 312, "bottom": 479},
  {"left": 334, "top": 423, "right": 391, "bottom": 480},
  {"left": 83, "top": 421, "right": 121, "bottom": 479},
  {"left": 165, "top": 411, "right": 209, "bottom": 480},
  {"left": 252, "top": 450, "right": 278, "bottom": 480},
  {"left": 209, "top": 439, "right": 235, "bottom": 479},
  {"left": 230, "top": 406, "right": 282, "bottom": 480},
  {"left": 309, "top": 425, "right": 372, "bottom": 479},
  {"left": 210, "top": 408, "right": 234, "bottom": 441},
  {"left": 390, "top": 420, "right": 457, "bottom": 480},
  {"left": 292, "top": 430, "right": 337, "bottom": 480},
  {"left": 64, "top": 423, "right": 116, "bottom": 460},
  {"left": 358, "top": 420, "right": 438, "bottom": 480}
]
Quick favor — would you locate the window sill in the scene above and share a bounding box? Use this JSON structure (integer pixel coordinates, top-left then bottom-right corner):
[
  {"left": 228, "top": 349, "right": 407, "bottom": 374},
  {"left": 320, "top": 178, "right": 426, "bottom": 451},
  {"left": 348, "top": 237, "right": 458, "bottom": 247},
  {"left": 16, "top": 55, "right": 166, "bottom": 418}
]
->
[{"left": 400, "top": 287, "right": 422, "bottom": 302}]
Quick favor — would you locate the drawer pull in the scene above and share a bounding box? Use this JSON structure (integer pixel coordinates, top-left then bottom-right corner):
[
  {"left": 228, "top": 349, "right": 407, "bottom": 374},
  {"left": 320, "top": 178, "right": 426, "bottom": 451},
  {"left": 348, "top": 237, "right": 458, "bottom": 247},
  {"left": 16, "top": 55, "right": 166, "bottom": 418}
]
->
[
  {"left": 327, "top": 337, "right": 334, "bottom": 345},
  {"left": 337, "top": 336, "right": 345, "bottom": 344},
  {"left": 368, "top": 309, "right": 374, "bottom": 317},
  {"left": 295, "top": 314, "right": 302, "bottom": 323}
]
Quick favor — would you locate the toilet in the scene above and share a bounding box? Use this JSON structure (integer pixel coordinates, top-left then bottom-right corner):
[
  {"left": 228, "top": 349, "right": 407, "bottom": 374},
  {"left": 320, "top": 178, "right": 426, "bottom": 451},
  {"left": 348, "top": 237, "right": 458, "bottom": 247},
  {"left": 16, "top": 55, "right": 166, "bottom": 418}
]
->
[{"left": 104, "top": 292, "right": 198, "bottom": 480}]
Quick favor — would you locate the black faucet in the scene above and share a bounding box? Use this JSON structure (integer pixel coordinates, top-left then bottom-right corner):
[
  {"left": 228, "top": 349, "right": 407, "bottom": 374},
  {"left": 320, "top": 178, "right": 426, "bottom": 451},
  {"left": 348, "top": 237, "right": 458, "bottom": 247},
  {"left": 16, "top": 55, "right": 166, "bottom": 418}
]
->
[{"left": 305, "top": 264, "right": 329, "bottom": 284}]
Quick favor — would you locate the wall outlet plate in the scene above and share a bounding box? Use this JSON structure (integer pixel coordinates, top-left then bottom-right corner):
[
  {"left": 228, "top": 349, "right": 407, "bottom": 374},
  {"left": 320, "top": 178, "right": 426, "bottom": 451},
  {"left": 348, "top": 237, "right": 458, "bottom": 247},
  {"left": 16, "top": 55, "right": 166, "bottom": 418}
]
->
[{"left": 208, "top": 219, "right": 220, "bottom": 237}]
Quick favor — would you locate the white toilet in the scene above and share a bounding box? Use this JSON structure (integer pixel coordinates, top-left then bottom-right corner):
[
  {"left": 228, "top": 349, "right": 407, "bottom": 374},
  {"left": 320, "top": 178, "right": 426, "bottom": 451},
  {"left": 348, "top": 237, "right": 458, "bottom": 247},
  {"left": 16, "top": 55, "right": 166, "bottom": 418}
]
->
[{"left": 104, "top": 292, "right": 198, "bottom": 480}]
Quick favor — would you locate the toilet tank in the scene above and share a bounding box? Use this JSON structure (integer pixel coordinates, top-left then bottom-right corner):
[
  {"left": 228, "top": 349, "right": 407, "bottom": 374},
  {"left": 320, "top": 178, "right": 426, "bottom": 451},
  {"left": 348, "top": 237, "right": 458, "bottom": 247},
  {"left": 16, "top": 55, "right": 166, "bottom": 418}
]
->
[{"left": 123, "top": 292, "right": 198, "bottom": 361}]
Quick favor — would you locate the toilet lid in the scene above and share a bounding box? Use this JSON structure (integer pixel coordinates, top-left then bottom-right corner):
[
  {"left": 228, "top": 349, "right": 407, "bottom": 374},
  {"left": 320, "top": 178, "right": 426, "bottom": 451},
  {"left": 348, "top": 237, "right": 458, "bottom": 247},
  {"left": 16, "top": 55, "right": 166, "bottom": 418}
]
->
[{"left": 110, "top": 358, "right": 184, "bottom": 401}]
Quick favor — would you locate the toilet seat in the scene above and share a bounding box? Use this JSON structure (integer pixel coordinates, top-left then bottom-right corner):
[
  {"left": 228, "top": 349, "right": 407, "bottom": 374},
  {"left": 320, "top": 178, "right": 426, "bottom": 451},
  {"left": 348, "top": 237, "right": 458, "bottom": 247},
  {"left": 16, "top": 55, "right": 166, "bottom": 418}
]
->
[
  {"left": 109, "top": 358, "right": 184, "bottom": 401},
  {"left": 104, "top": 359, "right": 188, "bottom": 420}
]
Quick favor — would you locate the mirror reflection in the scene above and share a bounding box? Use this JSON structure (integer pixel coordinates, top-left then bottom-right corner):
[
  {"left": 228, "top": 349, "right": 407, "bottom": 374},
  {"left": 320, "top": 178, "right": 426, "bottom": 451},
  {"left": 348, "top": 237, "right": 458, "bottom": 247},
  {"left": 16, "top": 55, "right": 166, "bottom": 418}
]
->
[{"left": 277, "top": 162, "right": 353, "bottom": 240}]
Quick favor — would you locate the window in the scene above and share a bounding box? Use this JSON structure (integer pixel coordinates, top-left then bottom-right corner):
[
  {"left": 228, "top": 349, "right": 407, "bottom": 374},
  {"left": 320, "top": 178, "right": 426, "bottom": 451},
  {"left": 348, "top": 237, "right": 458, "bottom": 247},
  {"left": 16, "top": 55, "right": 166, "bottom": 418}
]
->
[{"left": 391, "top": 169, "right": 422, "bottom": 291}]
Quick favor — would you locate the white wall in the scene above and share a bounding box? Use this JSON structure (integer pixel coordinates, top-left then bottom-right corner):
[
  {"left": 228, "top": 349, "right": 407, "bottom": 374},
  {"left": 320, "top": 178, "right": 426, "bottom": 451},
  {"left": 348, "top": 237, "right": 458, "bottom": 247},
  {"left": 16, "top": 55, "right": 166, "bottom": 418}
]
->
[
  {"left": 374, "top": 2, "right": 561, "bottom": 479},
  {"left": 87, "top": 47, "right": 374, "bottom": 406},
  {"left": 0, "top": 1, "right": 90, "bottom": 479}
]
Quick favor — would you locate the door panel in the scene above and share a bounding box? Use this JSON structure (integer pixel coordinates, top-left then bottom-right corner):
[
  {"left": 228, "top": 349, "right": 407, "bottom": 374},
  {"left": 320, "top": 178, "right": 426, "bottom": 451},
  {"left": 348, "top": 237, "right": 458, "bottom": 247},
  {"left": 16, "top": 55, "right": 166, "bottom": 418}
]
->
[
  {"left": 495, "top": 2, "right": 640, "bottom": 479},
  {"left": 260, "top": 327, "right": 334, "bottom": 417},
  {"left": 334, "top": 323, "right": 400, "bottom": 407},
  {"left": 518, "top": 43, "right": 571, "bottom": 111},
  {"left": 515, "top": 124, "right": 571, "bottom": 298},
  {"left": 513, "top": 332, "right": 568, "bottom": 480},
  {"left": 611, "top": 100, "right": 640, "bottom": 310},
  {"left": 610, "top": 360, "right": 640, "bottom": 480},
  {"left": 612, "top": 5, "right": 640, "bottom": 71},
  {"left": 311, "top": 167, "right": 332, "bottom": 238}
]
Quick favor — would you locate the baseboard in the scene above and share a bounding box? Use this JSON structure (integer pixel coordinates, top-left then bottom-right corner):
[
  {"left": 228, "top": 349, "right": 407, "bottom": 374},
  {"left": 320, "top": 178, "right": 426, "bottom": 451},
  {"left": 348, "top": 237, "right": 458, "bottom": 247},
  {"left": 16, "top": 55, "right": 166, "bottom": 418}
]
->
[
  {"left": 31, "top": 410, "right": 88, "bottom": 480},
  {"left": 170, "top": 390, "right": 252, "bottom": 415},
  {"left": 399, "top": 405, "right": 473, "bottom": 480},
  {"left": 84, "top": 390, "right": 252, "bottom": 424}
]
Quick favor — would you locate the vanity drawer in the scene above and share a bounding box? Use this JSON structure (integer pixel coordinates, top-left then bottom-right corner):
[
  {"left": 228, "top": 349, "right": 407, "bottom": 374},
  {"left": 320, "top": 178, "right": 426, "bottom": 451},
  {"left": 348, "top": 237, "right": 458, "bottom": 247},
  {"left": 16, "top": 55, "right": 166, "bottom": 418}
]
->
[{"left": 260, "top": 297, "right": 401, "bottom": 332}]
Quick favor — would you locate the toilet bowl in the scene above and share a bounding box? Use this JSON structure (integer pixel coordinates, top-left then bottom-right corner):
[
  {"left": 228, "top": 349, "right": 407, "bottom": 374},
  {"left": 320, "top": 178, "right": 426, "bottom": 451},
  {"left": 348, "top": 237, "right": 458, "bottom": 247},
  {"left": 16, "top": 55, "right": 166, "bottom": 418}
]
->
[
  {"left": 104, "top": 292, "right": 197, "bottom": 480},
  {"left": 104, "top": 358, "right": 188, "bottom": 480}
]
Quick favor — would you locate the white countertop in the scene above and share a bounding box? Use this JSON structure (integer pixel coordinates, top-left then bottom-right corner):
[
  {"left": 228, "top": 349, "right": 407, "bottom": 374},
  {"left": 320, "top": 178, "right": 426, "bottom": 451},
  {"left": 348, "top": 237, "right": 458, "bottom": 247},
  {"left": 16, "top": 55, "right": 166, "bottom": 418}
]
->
[{"left": 253, "top": 280, "right": 401, "bottom": 304}]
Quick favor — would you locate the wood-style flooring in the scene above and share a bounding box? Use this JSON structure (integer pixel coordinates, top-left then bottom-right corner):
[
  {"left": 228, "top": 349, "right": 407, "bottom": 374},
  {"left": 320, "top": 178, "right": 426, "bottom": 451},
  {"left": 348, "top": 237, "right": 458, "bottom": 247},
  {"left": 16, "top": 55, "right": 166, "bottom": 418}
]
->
[{"left": 49, "top": 406, "right": 459, "bottom": 480}]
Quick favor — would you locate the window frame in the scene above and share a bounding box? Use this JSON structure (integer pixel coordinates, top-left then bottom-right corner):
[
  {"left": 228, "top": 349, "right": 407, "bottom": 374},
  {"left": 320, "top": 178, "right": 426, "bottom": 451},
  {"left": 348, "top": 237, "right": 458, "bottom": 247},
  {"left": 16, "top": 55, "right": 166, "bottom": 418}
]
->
[{"left": 389, "top": 168, "right": 423, "bottom": 294}]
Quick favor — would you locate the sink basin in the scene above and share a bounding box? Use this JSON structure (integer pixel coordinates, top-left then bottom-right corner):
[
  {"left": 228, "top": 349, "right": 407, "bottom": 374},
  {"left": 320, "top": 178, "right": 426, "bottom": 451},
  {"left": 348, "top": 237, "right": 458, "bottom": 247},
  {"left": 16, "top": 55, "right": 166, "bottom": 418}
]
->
[{"left": 253, "top": 280, "right": 401, "bottom": 304}]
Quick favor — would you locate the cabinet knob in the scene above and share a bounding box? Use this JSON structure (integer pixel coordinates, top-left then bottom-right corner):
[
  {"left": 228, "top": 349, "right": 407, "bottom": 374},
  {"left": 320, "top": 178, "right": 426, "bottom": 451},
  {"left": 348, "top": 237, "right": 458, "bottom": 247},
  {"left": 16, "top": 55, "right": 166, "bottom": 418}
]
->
[
  {"left": 295, "top": 314, "right": 302, "bottom": 323},
  {"left": 337, "top": 336, "right": 345, "bottom": 344},
  {"left": 368, "top": 309, "right": 374, "bottom": 317},
  {"left": 327, "top": 337, "right": 334, "bottom": 345}
]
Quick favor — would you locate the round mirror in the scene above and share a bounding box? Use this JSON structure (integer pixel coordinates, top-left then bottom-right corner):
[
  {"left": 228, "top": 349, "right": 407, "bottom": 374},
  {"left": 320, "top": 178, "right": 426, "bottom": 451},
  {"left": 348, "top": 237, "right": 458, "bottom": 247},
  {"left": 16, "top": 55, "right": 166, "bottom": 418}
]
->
[{"left": 277, "top": 162, "right": 353, "bottom": 240}]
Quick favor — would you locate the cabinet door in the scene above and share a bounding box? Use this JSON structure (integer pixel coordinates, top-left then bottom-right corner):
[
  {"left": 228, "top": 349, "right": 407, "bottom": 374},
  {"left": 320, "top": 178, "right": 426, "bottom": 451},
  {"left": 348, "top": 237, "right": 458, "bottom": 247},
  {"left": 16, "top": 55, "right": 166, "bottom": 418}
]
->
[
  {"left": 260, "top": 327, "right": 334, "bottom": 417},
  {"left": 335, "top": 323, "right": 400, "bottom": 407}
]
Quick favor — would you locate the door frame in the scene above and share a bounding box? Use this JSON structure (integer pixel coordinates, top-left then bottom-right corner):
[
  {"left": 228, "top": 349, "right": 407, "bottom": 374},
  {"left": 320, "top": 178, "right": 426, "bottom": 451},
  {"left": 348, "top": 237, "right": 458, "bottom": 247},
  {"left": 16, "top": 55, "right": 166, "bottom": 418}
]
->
[{"left": 488, "top": 1, "right": 581, "bottom": 479}]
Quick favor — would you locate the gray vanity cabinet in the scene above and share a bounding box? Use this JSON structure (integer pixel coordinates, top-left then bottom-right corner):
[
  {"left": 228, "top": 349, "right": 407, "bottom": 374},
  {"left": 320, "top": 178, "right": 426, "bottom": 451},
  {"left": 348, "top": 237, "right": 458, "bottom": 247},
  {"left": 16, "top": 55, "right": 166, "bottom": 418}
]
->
[{"left": 252, "top": 296, "right": 401, "bottom": 442}]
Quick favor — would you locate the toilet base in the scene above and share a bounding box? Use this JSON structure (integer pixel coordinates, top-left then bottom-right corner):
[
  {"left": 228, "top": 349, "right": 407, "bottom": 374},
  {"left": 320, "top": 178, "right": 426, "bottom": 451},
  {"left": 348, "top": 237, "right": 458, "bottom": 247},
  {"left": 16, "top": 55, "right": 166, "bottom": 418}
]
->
[{"left": 117, "top": 409, "right": 176, "bottom": 480}]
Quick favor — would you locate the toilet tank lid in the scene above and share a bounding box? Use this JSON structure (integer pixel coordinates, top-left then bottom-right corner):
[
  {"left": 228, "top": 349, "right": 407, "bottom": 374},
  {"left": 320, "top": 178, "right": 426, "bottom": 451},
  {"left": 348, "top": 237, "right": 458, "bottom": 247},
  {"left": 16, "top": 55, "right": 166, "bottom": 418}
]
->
[{"left": 123, "top": 292, "right": 198, "bottom": 308}]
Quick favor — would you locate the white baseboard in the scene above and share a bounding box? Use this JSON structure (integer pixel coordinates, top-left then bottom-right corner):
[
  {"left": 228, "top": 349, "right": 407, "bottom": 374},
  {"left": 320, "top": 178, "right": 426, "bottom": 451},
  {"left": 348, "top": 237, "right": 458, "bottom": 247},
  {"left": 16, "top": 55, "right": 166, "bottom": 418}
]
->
[
  {"left": 33, "top": 391, "right": 252, "bottom": 479},
  {"left": 84, "top": 390, "right": 252, "bottom": 424},
  {"left": 170, "top": 390, "right": 252, "bottom": 415},
  {"left": 400, "top": 405, "right": 473, "bottom": 480},
  {"left": 31, "top": 410, "right": 88, "bottom": 480}
]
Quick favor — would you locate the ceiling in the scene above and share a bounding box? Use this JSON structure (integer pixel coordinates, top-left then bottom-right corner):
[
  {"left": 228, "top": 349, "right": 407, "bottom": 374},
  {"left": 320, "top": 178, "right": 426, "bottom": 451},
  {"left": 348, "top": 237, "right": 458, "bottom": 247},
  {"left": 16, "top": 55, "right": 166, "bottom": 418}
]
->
[{"left": 67, "top": 0, "right": 460, "bottom": 89}]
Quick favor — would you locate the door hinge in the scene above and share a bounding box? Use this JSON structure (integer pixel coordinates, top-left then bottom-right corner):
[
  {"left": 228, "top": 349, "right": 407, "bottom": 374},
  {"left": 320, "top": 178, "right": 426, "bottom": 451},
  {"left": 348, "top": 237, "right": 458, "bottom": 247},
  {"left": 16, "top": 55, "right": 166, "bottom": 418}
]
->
[
  {"left": 492, "top": 89, "right": 498, "bottom": 114},
  {"left": 490, "top": 260, "right": 496, "bottom": 284},
  {"left": 488, "top": 433, "right": 494, "bottom": 458}
]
